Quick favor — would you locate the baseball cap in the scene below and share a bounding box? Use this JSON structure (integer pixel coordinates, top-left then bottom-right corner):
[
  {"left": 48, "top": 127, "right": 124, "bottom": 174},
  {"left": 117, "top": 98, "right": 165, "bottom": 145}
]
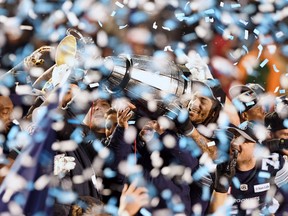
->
[
  {"left": 264, "top": 111, "right": 288, "bottom": 132},
  {"left": 229, "top": 83, "right": 265, "bottom": 113},
  {"left": 227, "top": 121, "right": 258, "bottom": 143},
  {"left": 190, "top": 79, "right": 226, "bottom": 104}
]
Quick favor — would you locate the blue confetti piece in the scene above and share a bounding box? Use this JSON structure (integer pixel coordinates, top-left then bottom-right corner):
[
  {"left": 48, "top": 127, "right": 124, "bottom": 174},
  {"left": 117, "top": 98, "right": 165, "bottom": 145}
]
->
[
  {"left": 0, "top": 73, "right": 15, "bottom": 88},
  {"left": 242, "top": 45, "right": 249, "bottom": 54},
  {"left": 34, "top": 2, "right": 55, "bottom": 14},
  {"left": 227, "top": 35, "right": 234, "bottom": 40},
  {"left": 204, "top": 9, "right": 215, "bottom": 15},
  {"left": 34, "top": 131, "right": 46, "bottom": 143},
  {"left": 0, "top": 8, "right": 8, "bottom": 16},
  {"left": 67, "top": 118, "right": 82, "bottom": 125},
  {"left": 14, "top": 193, "right": 26, "bottom": 206},
  {"left": 181, "top": 74, "right": 189, "bottom": 82},
  {"left": 103, "top": 168, "right": 116, "bottom": 178},
  {"left": 232, "top": 98, "right": 245, "bottom": 113},
  {"left": 92, "top": 139, "right": 104, "bottom": 152},
  {"left": 175, "top": 13, "right": 185, "bottom": 21},
  {"left": 104, "top": 202, "right": 118, "bottom": 215},
  {"left": 39, "top": 151, "right": 53, "bottom": 166},
  {"left": 258, "top": 171, "right": 271, "bottom": 179},
  {"left": 231, "top": 3, "right": 241, "bottom": 8},
  {"left": 26, "top": 181, "right": 34, "bottom": 191},
  {"left": 260, "top": 59, "right": 269, "bottom": 68},
  {"left": 283, "top": 119, "right": 288, "bottom": 128},
  {"left": 140, "top": 208, "right": 152, "bottom": 216},
  {"left": 34, "top": 212, "right": 46, "bottom": 216},
  {"left": 202, "top": 185, "right": 210, "bottom": 201},
  {"left": 201, "top": 44, "right": 207, "bottom": 51},
  {"left": 253, "top": 28, "right": 260, "bottom": 36},
  {"left": 173, "top": 203, "right": 185, "bottom": 212},
  {"left": 182, "top": 33, "right": 197, "bottom": 42},
  {"left": 107, "top": 197, "right": 117, "bottom": 206},
  {"left": 192, "top": 166, "right": 209, "bottom": 181},
  {"left": 161, "top": 189, "right": 172, "bottom": 200},
  {"left": 49, "top": 188, "right": 77, "bottom": 204},
  {"left": 7, "top": 125, "right": 20, "bottom": 140},
  {"left": 163, "top": 19, "right": 178, "bottom": 30},
  {"left": 71, "top": 128, "right": 84, "bottom": 144},
  {"left": 177, "top": 109, "right": 189, "bottom": 123},
  {"left": 232, "top": 177, "right": 240, "bottom": 189},
  {"left": 279, "top": 89, "right": 286, "bottom": 94},
  {"left": 174, "top": 48, "right": 186, "bottom": 59},
  {"left": 130, "top": 11, "right": 149, "bottom": 25},
  {"left": 185, "top": 14, "right": 200, "bottom": 25},
  {"left": 127, "top": 153, "right": 136, "bottom": 166}
]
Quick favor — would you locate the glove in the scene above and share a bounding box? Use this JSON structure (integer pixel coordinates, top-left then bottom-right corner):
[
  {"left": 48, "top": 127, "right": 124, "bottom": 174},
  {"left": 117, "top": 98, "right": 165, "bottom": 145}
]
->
[
  {"left": 262, "top": 139, "right": 288, "bottom": 152},
  {"left": 214, "top": 150, "right": 238, "bottom": 193},
  {"left": 164, "top": 102, "right": 194, "bottom": 136},
  {"left": 54, "top": 154, "right": 76, "bottom": 176}
]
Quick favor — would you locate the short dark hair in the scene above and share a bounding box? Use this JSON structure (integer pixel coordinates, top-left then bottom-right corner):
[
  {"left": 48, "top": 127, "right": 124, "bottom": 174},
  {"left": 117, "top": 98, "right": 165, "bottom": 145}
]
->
[{"left": 265, "top": 112, "right": 287, "bottom": 132}]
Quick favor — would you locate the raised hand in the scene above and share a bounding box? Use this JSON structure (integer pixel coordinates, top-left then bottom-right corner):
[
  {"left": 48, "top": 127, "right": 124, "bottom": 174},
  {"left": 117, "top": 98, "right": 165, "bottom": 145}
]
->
[
  {"left": 118, "top": 182, "right": 149, "bottom": 216},
  {"left": 117, "top": 107, "right": 134, "bottom": 129}
]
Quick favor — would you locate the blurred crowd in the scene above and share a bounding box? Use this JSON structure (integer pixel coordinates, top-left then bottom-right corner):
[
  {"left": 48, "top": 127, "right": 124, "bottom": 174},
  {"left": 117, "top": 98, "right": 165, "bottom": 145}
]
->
[{"left": 0, "top": 0, "right": 288, "bottom": 216}]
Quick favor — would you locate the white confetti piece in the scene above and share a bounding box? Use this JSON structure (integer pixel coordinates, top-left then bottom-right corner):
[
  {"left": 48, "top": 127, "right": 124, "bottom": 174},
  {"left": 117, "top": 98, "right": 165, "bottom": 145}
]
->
[
  {"left": 162, "top": 134, "right": 176, "bottom": 148},
  {"left": 220, "top": 2, "right": 224, "bottom": 7},
  {"left": 34, "top": 174, "right": 50, "bottom": 190},
  {"left": 15, "top": 85, "right": 33, "bottom": 95},
  {"left": 273, "top": 64, "right": 279, "bottom": 72},
  {"left": 52, "top": 140, "right": 78, "bottom": 151},
  {"left": 239, "top": 19, "right": 248, "bottom": 25},
  {"left": 20, "top": 25, "right": 33, "bottom": 30},
  {"left": 115, "top": 1, "right": 124, "bottom": 8},
  {"left": 67, "top": 12, "right": 79, "bottom": 26},
  {"left": 244, "top": 30, "right": 249, "bottom": 40},
  {"left": 274, "top": 86, "right": 279, "bottom": 93},
  {"left": 162, "top": 26, "right": 171, "bottom": 31},
  {"left": 124, "top": 126, "right": 137, "bottom": 144},
  {"left": 98, "top": 20, "right": 103, "bottom": 27},
  {"left": 276, "top": 31, "right": 284, "bottom": 38},
  {"left": 119, "top": 24, "right": 128, "bottom": 29},
  {"left": 257, "top": 44, "right": 263, "bottom": 59},
  {"left": 164, "top": 46, "right": 173, "bottom": 52},
  {"left": 153, "top": 22, "right": 158, "bottom": 29},
  {"left": 111, "top": 11, "right": 116, "bottom": 17}
]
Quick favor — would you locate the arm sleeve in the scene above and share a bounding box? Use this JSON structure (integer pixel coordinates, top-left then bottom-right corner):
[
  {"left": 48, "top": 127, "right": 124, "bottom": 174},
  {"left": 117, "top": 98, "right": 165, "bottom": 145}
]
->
[{"left": 275, "top": 156, "right": 288, "bottom": 188}]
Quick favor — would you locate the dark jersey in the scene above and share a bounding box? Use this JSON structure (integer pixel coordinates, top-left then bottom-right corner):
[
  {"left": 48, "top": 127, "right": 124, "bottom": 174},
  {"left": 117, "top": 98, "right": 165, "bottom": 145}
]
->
[{"left": 229, "top": 153, "right": 288, "bottom": 215}]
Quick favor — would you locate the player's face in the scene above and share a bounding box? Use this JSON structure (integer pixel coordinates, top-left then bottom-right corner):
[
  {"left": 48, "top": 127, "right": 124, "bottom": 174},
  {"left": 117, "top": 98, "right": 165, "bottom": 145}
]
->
[
  {"left": 0, "top": 96, "right": 13, "bottom": 132},
  {"left": 231, "top": 135, "right": 256, "bottom": 164},
  {"left": 273, "top": 129, "right": 288, "bottom": 156},
  {"left": 91, "top": 99, "right": 111, "bottom": 131},
  {"left": 187, "top": 92, "right": 214, "bottom": 124},
  {"left": 244, "top": 105, "right": 266, "bottom": 122}
]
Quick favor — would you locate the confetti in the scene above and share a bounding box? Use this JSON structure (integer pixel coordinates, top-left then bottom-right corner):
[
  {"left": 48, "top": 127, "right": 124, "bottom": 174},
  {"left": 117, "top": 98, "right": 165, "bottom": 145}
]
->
[
  {"left": 259, "top": 58, "right": 269, "bottom": 68},
  {"left": 115, "top": 1, "right": 124, "bottom": 8}
]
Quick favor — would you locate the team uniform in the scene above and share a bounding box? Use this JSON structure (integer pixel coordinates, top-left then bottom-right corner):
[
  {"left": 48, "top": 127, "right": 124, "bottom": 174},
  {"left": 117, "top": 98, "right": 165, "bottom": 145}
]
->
[{"left": 229, "top": 153, "right": 288, "bottom": 215}]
